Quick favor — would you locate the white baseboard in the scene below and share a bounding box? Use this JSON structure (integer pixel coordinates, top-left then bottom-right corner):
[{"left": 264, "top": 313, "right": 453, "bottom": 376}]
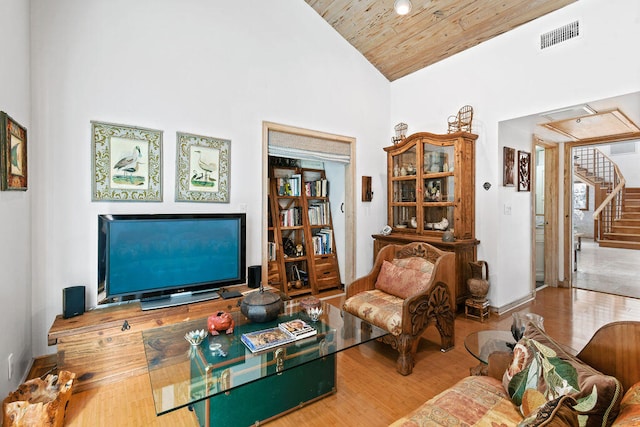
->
[{"left": 490, "top": 292, "right": 536, "bottom": 316}]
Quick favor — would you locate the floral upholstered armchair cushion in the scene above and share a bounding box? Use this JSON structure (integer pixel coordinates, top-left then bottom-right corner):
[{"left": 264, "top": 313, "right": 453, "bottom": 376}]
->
[
  {"left": 503, "top": 322, "right": 622, "bottom": 427},
  {"left": 342, "top": 289, "right": 403, "bottom": 335},
  {"left": 389, "top": 376, "right": 523, "bottom": 427},
  {"left": 374, "top": 260, "right": 432, "bottom": 299},
  {"left": 613, "top": 381, "right": 640, "bottom": 426}
]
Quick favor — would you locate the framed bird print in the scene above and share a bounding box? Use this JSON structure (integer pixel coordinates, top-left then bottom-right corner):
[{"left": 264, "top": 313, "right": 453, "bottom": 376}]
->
[
  {"left": 91, "top": 121, "right": 163, "bottom": 201},
  {"left": 0, "top": 112, "right": 28, "bottom": 191},
  {"left": 175, "top": 131, "right": 230, "bottom": 202}
]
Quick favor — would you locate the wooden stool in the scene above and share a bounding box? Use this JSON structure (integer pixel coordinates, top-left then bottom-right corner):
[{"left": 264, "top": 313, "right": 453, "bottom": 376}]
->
[{"left": 465, "top": 298, "right": 490, "bottom": 322}]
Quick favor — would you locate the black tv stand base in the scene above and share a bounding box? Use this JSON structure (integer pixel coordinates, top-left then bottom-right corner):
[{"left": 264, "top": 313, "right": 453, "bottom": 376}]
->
[{"left": 140, "top": 291, "right": 220, "bottom": 311}]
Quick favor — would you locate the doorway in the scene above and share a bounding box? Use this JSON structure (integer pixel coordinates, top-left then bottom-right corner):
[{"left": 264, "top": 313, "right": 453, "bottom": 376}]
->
[
  {"left": 564, "top": 139, "right": 640, "bottom": 298},
  {"left": 533, "top": 136, "right": 559, "bottom": 290},
  {"left": 261, "top": 121, "right": 356, "bottom": 291}
]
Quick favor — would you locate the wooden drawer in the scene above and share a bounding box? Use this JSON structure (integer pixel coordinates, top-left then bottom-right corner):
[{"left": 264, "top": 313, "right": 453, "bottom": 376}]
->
[{"left": 313, "top": 255, "right": 341, "bottom": 290}]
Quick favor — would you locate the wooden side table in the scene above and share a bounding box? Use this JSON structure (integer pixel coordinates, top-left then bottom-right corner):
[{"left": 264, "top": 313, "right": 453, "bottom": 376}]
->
[{"left": 465, "top": 298, "right": 490, "bottom": 322}]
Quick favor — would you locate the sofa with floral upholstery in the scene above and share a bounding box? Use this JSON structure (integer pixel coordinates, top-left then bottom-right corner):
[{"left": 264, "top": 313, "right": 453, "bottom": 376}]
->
[
  {"left": 343, "top": 242, "right": 456, "bottom": 375},
  {"left": 391, "top": 321, "right": 640, "bottom": 426}
]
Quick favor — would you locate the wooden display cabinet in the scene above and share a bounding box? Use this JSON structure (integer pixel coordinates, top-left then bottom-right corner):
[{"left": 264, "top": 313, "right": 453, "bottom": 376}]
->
[
  {"left": 386, "top": 132, "right": 477, "bottom": 239},
  {"left": 377, "top": 131, "right": 479, "bottom": 306}
]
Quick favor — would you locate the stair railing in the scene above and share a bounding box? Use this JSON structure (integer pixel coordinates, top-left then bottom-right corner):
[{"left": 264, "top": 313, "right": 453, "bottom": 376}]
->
[{"left": 576, "top": 147, "right": 626, "bottom": 241}]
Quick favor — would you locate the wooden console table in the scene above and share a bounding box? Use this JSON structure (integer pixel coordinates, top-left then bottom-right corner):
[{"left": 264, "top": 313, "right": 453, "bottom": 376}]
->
[
  {"left": 48, "top": 290, "right": 251, "bottom": 393},
  {"left": 372, "top": 233, "right": 479, "bottom": 307}
]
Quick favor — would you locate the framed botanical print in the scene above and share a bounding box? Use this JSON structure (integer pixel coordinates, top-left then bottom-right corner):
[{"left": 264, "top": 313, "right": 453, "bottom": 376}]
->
[
  {"left": 91, "top": 121, "right": 163, "bottom": 201},
  {"left": 517, "top": 150, "right": 531, "bottom": 192},
  {"left": 503, "top": 146, "right": 515, "bottom": 187},
  {"left": 0, "top": 112, "right": 28, "bottom": 191},
  {"left": 175, "top": 131, "right": 230, "bottom": 202}
]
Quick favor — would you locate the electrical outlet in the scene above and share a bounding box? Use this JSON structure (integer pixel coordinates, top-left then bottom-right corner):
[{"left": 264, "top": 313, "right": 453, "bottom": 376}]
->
[{"left": 7, "top": 353, "right": 13, "bottom": 380}]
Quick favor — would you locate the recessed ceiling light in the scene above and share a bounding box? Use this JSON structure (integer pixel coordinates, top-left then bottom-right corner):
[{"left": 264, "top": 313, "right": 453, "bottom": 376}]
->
[{"left": 394, "top": 0, "right": 412, "bottom": 15}]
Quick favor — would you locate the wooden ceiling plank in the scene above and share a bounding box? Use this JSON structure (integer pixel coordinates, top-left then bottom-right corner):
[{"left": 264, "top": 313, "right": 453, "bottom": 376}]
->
[
  {"left": 376, "top": 0, "right": 575, "bottom": 79},
  {"left": 306, "top": 0, "right": 575, "bottom": 81}
]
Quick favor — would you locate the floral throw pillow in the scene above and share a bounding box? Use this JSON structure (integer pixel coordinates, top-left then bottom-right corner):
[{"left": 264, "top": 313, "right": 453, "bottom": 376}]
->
[
  {"left": 392, "top": 256, "right": 435, "bottom": 275},
  {"left": 504, "top": 322, "right": 622, "bottom": 427},
  {"left": 519, "top": 395, "right": 580, "bottom": 426},
  {"left": 374, "top": 260, "right": 431, "bottom": 299}
]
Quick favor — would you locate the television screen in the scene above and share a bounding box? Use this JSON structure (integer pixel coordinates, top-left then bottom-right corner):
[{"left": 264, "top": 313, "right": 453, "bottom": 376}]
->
[{"left": 98, "top": 213, "right": 246, "bottom": 307}]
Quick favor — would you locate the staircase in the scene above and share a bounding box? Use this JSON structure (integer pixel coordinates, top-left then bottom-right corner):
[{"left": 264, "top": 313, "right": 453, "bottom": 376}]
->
[
  {"left": 600, "top": 187, "right": 640, "bottom": 250},
  {"left": 574, "top": 146, "right": 640, "bottom": 250}
]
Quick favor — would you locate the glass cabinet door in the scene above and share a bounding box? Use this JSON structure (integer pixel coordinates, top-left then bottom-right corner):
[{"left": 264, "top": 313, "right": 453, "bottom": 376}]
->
[
  {"left": 422, "top": 142, "right": 455, "bottom": 233},
  {"left": 390, "top": 144, "right": 417, "bottom": 229}
]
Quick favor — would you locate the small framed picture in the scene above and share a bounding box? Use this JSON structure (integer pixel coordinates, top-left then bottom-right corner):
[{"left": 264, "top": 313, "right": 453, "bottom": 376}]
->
[
  {"left": 0, "top": 112, "right": 28, "bottom": 191},
  {"left": 517, "top": 150, "right": 531, "bottom": 192},
  {"left": 503, "top": 146, "right": 515, "bottom": 187},
  {"left": 175, "top": 131, "right": 230, "bottom": 202},
  {"left": 574, "top": 182, "right": 588, "bottom": 210},
  {"left": 91, "top": 121, "right": 163, "bottom": 201}
]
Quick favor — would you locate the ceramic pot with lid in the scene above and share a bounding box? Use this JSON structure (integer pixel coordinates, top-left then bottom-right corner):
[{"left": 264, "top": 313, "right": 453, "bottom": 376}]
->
[{"left": 240, "top": 285, "right": 283, "bottom": 323}]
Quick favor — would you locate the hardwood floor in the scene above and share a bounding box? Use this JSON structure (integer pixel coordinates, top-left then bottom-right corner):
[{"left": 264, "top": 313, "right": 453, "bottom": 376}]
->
[{"left": 56, "top": 287, "right": 639, "bottom": 427}]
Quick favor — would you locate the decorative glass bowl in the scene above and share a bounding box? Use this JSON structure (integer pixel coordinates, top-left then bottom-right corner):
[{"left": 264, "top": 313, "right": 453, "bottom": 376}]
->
[
  {"left": 307, "top": 307, "right": 323, "bottom": 322},
  {"left": 184, "top": 329, "right": 208, "bottom": 346}
]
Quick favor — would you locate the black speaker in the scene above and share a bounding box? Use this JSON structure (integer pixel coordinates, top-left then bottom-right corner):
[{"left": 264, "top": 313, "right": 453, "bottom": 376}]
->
[
  {"left": 248, "top": 265, "right": 261, "bottom": 289},
  {"left": 63, "top": 286, "right": 85, "bottom": 319}
]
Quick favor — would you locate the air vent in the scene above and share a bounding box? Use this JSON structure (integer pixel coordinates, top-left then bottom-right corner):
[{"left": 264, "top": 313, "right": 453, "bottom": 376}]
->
[
  {"left": 540, "top": 21, "right": 579, "bottom": 49},
  {"left": 610, "top": 142, "right": 636, "bottom": 155}
]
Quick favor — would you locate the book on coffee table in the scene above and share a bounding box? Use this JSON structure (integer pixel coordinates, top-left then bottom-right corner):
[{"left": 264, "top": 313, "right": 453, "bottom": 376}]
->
[
  {"left": 241, "top": 319, "right": 317, "bottom": 353},
  {"left": 241, "top": 327, "right": 294, "bottom": 353},
  {"left": 278, "top": 319, "right": 317, "bottom": 339}
]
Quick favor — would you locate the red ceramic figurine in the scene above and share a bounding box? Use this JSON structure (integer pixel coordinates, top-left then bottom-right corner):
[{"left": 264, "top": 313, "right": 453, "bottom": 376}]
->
[{"left": 208, "top": 311, "right": 235, "bottom": 335}]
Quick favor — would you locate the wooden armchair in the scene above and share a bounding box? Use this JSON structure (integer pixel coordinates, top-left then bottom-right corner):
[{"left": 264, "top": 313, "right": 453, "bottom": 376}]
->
[{"left": 343, "top": 242, "right": 456, "bottom": 375}]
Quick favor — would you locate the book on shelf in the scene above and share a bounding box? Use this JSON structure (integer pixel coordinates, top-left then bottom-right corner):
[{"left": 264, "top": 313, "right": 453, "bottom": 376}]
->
[{"left": 241, "top": 319, "right": 318, "bottom": 353}]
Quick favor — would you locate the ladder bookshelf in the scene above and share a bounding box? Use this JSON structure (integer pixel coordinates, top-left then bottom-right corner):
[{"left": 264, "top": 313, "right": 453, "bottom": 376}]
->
[{"left": 268, "top": 161, "right": 342, "bottom": 298}]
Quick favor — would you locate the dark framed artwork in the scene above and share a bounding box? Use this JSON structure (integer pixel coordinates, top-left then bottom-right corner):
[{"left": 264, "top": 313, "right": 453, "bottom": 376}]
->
[
  {"left": 503, "top": 146, "right": 515, "bottom": 187},
  {"left": 0, "top": 112, "right": 28, "bottom": 191},
  {"left": 517, "top": 150, "right": 531, "bottom": 192},
  {"left": 91, "top": 121, "right": 163, "bottom": 201}
]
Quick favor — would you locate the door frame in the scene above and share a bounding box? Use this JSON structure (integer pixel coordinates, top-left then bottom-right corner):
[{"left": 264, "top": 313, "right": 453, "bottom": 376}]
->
[
  {"left": 532, "top": 136, "right": 559, "bottom": 291},
  {"left": 562, "top": 134, "right": 639, "bottom": 285},
  {"left": 261, "top": 121, "right": 357, "bottom": 288}
]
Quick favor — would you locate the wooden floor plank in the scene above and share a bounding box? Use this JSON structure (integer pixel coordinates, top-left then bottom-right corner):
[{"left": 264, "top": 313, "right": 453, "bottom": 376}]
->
[{"left": 52, "top": 287, "right": 640, "bottom": 426}]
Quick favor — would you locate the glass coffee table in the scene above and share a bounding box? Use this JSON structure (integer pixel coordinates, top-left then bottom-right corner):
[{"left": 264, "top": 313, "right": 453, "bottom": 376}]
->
[
  {"left": 464, "top": 330, "right": 516, "bottom": 364},
  {"left": 142, "top": 299, "right": 387, "bottom": 427}
]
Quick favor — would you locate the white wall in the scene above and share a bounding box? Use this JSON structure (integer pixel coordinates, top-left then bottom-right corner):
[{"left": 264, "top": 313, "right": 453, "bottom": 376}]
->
[
  {"left": 599, "top": 141, "right": 640, "bottom": 187},
  {"left": 30, "top": 0, "right": 389, "bottom": 356},
  {"left": 0, "top": 0, "right": 31, "bottom": 397},
  {"left": 390, "top": 0, "right": 640, "bottom": 308}
]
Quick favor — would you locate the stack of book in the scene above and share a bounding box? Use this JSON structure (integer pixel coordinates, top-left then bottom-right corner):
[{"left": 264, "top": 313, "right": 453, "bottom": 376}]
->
[
  {"left": 277, "top": 174, "right": 302, "bottom": 197},
  {"left": 312, "top": 228, "right": 333, "bottom": 255},
  {"left": 241, "top": 319, "right": 317, "bottom": 353},
  {"left": 304, "top": 179, "right": 328, "bottom": 197},
  {"left": 307, "top": 201, "right": 330, "bottom": 225},
  {"left": 280, "top": 207, "right": 302, "bottom": 227}
]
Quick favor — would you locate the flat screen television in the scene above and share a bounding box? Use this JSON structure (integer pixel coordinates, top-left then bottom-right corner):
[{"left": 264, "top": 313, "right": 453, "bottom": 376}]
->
[{"left": 98, "top": 213, "right": 246, "bottom": 310}]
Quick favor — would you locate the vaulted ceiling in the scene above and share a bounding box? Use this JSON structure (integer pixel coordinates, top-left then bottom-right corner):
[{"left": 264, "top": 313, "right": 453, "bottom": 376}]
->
[{"left": 305, "top": 0, "right": 576, "bottom": 81}]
